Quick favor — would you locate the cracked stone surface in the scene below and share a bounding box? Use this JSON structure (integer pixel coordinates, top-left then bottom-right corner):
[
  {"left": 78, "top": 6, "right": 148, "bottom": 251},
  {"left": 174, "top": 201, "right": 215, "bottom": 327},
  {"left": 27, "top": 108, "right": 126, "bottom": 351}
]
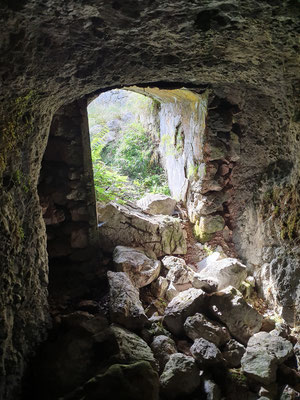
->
[
  {"left": 98, "top": 202, "right": 187, "bottom": 256},
  {"left": 0, "top": 1, "right": 299, "bottom": 398}
]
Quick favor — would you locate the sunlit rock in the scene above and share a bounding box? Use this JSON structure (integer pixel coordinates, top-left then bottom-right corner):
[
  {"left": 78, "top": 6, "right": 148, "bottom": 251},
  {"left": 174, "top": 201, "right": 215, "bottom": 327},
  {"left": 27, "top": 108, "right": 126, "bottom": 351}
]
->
[
  {"left": 164, "top": 288, "right": 206, "bottom": 336},
  {"left": 190, "top": 337, "right": 225, "bottom": 366},
  {"left": 198, "top": 257, "right": 247, "bottom": 291},
  {"left": 98, "top": 202, "right": 187, "bottom": 256},
  {"left": 241, "top": 331, "right": 294, "bottom": 385},
  {"left": 113, "top": 246, "right": 161, "bottom": 288},
  {"left": 137, "top": 194, "right": 177, "bottom": 216}
]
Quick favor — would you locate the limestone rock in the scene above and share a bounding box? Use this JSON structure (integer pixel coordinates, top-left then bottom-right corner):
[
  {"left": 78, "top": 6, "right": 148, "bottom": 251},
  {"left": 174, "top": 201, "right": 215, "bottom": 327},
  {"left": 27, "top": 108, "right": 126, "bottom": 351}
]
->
[
  {"left": 137, "top": 194, "right": 177, "bottom": 216},
  {"left": 164, "top": 288, "right": 206, "bottom": 336},
  {"left": 113, "top": 246, "right": 161, "bottom": 288},
  {"left": 184, "top": 313, "right": 230, "bottom": 347},
  {"left": 165, "top": 282, "right": 179, "bottom": 301},
  {"left": 196, "top": 252, "right": 222, "bottom": 271},
  {"left": 203, "top": 378, "right": 222, "bottom": 400},
  {"left": 190, "top": 338, "right": 224, "bottom": 366},
  {"left": 98, "top": 202, "right": 187, "bottom": 256},
  {"left": 198, "top": 257, "right": 247, "bottom": 291},
  {"left": 194, "top": 215, "right": 225, "bottom": 243},
  {"left": 160, "top": 353, "right": 200, "bottom": 399},
  {"left": 110, "top": 325, "right": 157, "bottom": 370},
  {"left": 208, "top": 286, "right": 263, "bottom": 345},
  {"left": 107, "top": 271, "right": 147, "bottom": 330},
  {"left": 192, "top": 274, "right": 219, "bottom": 293},
  {"left": 163, "top": 256, "right": 194, "bottom": 288},
  {"left": 241, "top": 331, "right": 294, "bottom": 385},
  {"left": 62, "top": 361, "right": 159, "bottom": 400},
  {"left": 222, "top": 339, "right": 246, "bottom": 367},
  {"left": 150, "top": 335, "right": 177, "bottom": 371},
  {"left": 151, "top": 276, "right": 169, "bottom": 298}
]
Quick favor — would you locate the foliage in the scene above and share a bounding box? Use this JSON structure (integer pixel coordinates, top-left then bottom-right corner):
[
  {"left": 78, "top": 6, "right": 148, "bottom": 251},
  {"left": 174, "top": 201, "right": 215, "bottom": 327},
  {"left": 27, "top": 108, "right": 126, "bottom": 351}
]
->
[{"left": 89, "top": 91, "right": 170, "bottom": 203}]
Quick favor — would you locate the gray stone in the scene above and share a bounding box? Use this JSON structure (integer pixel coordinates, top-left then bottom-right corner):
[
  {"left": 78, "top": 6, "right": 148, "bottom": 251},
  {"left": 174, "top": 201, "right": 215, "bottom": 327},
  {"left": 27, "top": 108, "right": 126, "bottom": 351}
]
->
[
  {"left": 137, "top": 194, "right": 177, "bottom": 215},
  {"left": 151, "top": 276, "right": 169, "bottom": 298},
  {"left": 113, "top": 246, "right": 161, "bottom": 288},
  {"left": 62, "top": 361, "right": 159, "bottom": 400},
  {"left": 164, "top": 288, "right": 207, "bottom": 336},
  {"left": 160, "top": 353, "right": 201, "bottom": 399},
  {"left": 198, "top": 257, "right": 247, "bottom": 291},
  {"left": 190, "top": 338, "right": 224, "bottom": 366},
  {"left": 98, "top": 202, "right": 187, "bottom": 256},
  {"left": 165, "top": 282, "right": 179, "bottom": 302},
  {"left": 241, "top": 331, "right": 294, "bottom": 385},
  {"left": 208, "top": 286, "right": 263, "bottom": 345},
  {"left": 107, "top": 271, "right": 147, "bottom": 330},
  {"left": 222, "top": 339, "right": 246, "bottom": 367},
  {"left": 203, "top": 378, "right": 222, "bottom": 400},
  {"left": 163, "top": 256, "right": 194, "bottom": 287},
  {"left": 184, "top": 313, "right": 230, "bottom": 347},
  {"left": 196, "top": 252, "right": 222, "bottom": 271},
  {"left": 150, "top": 335, "right": 177, "bottom": 371},
  {"left": 110, "top": 325, "right": 157, "bottom": 370},
  {"left": 192, "top": 274, "right": 219, "bottom": 293}
]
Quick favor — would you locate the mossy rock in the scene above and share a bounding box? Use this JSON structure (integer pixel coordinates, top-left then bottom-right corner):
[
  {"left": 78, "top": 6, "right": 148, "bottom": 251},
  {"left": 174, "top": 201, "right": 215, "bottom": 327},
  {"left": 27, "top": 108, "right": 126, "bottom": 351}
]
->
[
  {"left": 194, "top": 215, "right": 225, "bottom": 243},
  {"left": 67, "top": 361, "right": 159, "bottom": 400}
]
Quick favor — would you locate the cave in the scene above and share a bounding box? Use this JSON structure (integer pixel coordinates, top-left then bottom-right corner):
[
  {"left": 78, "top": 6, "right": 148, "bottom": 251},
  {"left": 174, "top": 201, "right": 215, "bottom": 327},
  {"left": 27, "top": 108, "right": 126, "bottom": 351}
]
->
[{"left": 0, "top": 1, "right": 299, "bottom": 400}]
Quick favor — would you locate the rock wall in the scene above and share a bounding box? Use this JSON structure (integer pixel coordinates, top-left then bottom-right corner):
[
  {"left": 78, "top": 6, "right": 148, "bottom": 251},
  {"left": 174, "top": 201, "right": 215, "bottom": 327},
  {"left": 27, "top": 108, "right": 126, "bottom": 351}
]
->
[
  {"left": 38, "top": 99, "right": 99, "bottom": 297},
  {"left": 0, "top": 0, "right": 299, "bottom": 398}
]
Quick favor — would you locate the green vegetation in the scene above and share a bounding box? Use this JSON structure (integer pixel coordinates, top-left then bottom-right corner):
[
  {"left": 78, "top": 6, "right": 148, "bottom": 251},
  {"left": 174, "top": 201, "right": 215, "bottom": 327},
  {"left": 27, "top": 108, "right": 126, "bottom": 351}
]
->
[{"left": 89, "top": 90, "right": 170, "bottom": 203}]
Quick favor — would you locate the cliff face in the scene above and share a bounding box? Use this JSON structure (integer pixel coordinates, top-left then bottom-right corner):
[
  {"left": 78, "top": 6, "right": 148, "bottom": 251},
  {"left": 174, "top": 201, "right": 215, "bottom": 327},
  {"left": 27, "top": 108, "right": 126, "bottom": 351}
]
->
[{"left": 0, "top": 1, "right": 299, "bottom": 399}]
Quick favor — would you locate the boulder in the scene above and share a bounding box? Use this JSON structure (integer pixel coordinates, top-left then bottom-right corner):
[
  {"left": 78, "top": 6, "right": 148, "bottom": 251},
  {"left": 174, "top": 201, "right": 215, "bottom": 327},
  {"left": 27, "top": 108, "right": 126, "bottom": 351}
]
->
[
  {"left": 198, "top": 257, "right": 247, "bottom": 291},
  {"left": 160, "top": 353, "right": 201, "bottom": 399},
  {"left": 163, "top": 256, "right": 194, "bottom": 289},
  {"left": 194, "top": 215, "right": 225, "bottom": 243},
  {"left": 208, "top": 286, "right": 263, "bottom": 345},
  {"left": 62, "top": 361, "right": 159, "bottom": 400},
  {"left": 241, "top": 331, "right": 294, "bottom": 385},
  {"left": 98, "top": 202, "right": 187, "bottom": 256},
  {"left": 184, "top": 313, "right": 230, "bottom": 347},
  {"left": 150, "top": 335, "right": 177, "bottom": 371},
  {"left": 137, "top": 194, "right": 177, "bottom": 215},
  {"left": 165, "top": 282, "right": 179, "bottom": 301},
  {"left": 107, "top": 271, "right": 147, "bottom": 330},
  {"left": 190, "top": 338, "right": 224, "bottom": 366},
  {"left": 196, "top": 252, "right": 222, "bottom": 271},
  {"left": 222, "top": 339, "right": 246, "bottom": 367},
  {"left": 203, "top": 378, "right": 222, "bottom": 400},
  {"left": 113, "top": 246, "right": 161, "bottom": 288},
  {"left": 192, "top": 274, "right": 219, "bottom": 293},
  {"left": 110, "top": 325, "right": 157, "bottom": 370},
  {"left": 151, "top": 276, "right": 169, "bottom": 298},
  {"left": 164, "top": 288, "right": 207, "bottom": 336}
]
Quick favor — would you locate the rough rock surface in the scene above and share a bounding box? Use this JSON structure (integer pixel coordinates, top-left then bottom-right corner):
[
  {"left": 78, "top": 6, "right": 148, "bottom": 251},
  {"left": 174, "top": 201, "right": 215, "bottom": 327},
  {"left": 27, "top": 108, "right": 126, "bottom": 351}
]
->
[
  {"left": 208, "top": 286, "right": 263, "bottom": 345},
  {"left": 107, "top": 271, "right": 147, "bottom": 330},
  {"left": 150, "top": 335, "right": 177, "bottom": 371},
  {"left": 198, "top": 258, "right": 247, "bottom": 291},
  {"left": 241, "top": 331, "right": 294, "bottom": 385},
  {"left": 184, "top": 313, "right": 230, "bottom": 346},
  {"left": 164, "top": 256, "right": 194, "bottom": 289},
  {"left": 0, "top": 1, "right": 299, "bottom": 398},
  {"left": 110, "top": 325, "right": 157, "bottom": 370},
  {"left": 151, "top": 276, "right": 169, "bottom": 298},
  {"left": 160, "top": 353, "right": 200, "bottom": 399},
  {"left": 98, "top": 202, "right": 187, "bottom": 256},
  {"left": 113, "top": 246, "right": 161, "bottom": 288},
  {"left": 62, "top": 361, "right": 159, "bottom": 400},
  {"left": 192, "top": 274, "right": 219, "bottom": 293},
  {"left": 222, "top": 339, "right": 246, "bottom": 367},
  {"left": 137, "top": 194, "right": 177, "bottom": 216},
  {"left": 164, "top": 288, "right": 206, "bottom": 336},
  {"left": 190, "top": 338, "right": 224, "bottom": 366}
]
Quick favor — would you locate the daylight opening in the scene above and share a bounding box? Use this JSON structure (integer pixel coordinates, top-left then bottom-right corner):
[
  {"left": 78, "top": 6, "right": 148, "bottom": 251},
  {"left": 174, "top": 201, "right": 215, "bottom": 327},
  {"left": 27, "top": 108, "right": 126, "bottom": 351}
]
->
[{"left": 87, "top": 89, "right": 170, "bottom": 204}]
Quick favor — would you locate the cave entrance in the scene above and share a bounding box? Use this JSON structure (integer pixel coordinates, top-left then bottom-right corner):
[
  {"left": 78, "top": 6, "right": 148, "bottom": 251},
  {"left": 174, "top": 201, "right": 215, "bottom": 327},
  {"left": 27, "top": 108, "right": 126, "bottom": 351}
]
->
[
  {"left": 87, "top": 89, "right": 170, "bottom": 205},
  {"left": 38, "top": 85, "right": 239, "bottom": 300}
]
